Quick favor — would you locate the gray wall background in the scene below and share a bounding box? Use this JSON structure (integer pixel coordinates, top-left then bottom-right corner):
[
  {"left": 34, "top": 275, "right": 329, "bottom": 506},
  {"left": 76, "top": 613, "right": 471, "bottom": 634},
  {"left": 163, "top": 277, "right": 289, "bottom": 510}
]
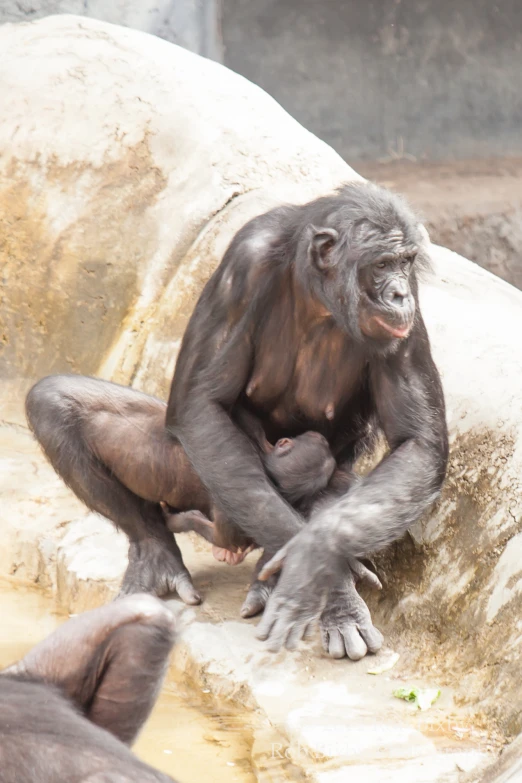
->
[
  {"left": 222, "top": 0, "right": 522, "bottom": 161},
  {"left": 1, "top": 0, "right": 521, "bottom": 161}
]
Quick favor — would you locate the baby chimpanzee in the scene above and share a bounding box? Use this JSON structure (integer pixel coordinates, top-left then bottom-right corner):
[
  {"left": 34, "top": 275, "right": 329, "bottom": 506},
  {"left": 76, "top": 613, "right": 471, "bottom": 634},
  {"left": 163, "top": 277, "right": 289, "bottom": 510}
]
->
[{"left": 163, "top": 424, "right": 337, "bottom": 564}]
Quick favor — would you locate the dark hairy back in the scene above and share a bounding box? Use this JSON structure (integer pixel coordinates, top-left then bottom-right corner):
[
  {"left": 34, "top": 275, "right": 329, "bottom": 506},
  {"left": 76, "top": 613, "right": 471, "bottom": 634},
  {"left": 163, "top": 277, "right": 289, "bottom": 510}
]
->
[{"left": 0, "top": 676, "right": 173, "bottom": 783}]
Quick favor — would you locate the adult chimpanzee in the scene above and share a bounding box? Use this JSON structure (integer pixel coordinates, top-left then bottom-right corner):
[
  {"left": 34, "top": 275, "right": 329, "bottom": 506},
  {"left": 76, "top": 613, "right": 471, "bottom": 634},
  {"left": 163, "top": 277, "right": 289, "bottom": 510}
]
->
[
  {"left": 0, "top": 594, "right": 178, "bottom": 782},
  {"left": 27, "top": 181, "right": 448, "bottom": 660},
  {"left": 166, "top": 181, "right": 448, "bottom": 656}
]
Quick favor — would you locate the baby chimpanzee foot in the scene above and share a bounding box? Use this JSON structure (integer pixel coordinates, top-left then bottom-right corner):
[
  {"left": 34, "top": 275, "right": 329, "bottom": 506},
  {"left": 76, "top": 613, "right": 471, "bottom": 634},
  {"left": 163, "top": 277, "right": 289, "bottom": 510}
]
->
[
  {"left": 162, "top": 504, "right": 254, "bottom": 566},
  {"left": 212, "top": 545, "right": 254, "bottom": 566},
  {"left": 120, "top": 536, "right": 201, "bottom": 605}
]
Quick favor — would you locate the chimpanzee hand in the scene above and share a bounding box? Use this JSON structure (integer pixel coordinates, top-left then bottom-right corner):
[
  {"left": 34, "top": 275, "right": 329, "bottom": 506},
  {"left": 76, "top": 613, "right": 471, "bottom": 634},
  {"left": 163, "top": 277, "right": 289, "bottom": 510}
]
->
[
  {"left": 243, "top": 550, "right": 379, "bottom": 622},
  {"left": 255, "top": 528, "right": 383, "bottom": 656},
  {"left": 319, "top": 569, "right": 384, "bottom": 660},
  {"left": 255, "top": 524, "right": 340, "bottom": 651}
]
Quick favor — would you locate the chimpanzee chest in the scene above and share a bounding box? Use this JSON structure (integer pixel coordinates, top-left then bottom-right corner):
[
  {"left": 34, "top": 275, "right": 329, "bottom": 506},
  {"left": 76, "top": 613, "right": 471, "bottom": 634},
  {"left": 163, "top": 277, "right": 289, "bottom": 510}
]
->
[{"left": 245, "top": 322, "right": 368, "bottom": 434}]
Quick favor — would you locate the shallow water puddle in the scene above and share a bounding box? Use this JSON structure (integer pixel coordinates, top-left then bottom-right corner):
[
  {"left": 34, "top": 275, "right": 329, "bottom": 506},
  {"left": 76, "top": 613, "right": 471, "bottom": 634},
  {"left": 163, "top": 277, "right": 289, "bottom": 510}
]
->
[
  {"left": 134, "top": 692, "right": 256, "bottom": 782},
  {"left": 0, "top": 580, "right": 256, "bottom": 783},
  {"left": 0, "top": 579, "right": 62, "bottom": 667}
]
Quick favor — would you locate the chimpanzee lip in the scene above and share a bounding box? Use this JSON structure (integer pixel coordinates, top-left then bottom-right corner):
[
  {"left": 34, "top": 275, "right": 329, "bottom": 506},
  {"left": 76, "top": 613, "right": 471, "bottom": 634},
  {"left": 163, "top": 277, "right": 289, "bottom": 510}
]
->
[{"left": 373, "top": 315, "right": 412, "bottom": 338}]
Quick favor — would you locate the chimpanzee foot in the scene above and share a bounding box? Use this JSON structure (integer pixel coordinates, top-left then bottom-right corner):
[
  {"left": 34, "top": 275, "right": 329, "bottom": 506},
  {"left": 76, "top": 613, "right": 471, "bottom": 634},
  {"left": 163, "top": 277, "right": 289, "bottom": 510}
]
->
[
  {"left": 240, "top": 551, "right": 279, "bottom": 618},
  {"left": 320, "top": 576, "right": 383, "bottom": 660},
  {"left": 119, "top": 537, "right": 201, "bottom": 605}
]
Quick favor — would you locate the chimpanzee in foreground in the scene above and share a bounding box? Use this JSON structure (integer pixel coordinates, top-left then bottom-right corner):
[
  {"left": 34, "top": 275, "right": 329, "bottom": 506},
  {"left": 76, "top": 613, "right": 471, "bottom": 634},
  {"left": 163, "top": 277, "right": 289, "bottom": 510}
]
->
[
  {"left": 26, "top": 181, "right": 448, "bottom": 660},
  {"left": 0, "top": 594, "right": 178, "bottom": 783}
]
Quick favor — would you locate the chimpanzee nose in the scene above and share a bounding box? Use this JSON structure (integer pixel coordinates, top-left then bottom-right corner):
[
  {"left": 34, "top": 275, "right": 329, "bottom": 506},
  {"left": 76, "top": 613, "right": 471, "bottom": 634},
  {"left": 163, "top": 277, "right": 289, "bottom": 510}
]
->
[{"left": 384, "top": 280, "right": 408, "bottom": 308}]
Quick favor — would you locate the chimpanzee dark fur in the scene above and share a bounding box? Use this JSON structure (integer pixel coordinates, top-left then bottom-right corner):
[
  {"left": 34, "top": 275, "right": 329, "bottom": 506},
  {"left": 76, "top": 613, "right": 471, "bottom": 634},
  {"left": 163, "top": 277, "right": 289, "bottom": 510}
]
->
[{"left": 26, "top": 182, "right": 447, "bottom": 659}]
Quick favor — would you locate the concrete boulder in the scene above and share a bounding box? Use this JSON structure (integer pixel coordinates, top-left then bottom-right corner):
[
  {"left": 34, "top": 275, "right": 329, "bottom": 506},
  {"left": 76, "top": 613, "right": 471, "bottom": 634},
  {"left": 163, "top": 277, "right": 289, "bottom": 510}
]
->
[{"left": 1, "top": 14, "right": 522, "bottom": 771}]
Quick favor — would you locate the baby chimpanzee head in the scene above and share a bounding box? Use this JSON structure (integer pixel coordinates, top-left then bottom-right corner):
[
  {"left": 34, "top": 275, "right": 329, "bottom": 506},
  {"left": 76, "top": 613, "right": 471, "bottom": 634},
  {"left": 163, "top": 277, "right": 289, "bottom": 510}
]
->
[{"left": 262, "top": 431, "right": 336, "bottom": 504}]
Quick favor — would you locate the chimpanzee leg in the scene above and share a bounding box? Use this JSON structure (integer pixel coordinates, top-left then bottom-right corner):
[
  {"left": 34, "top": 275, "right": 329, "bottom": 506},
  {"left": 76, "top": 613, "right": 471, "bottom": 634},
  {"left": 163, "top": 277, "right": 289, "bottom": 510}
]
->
[
  {"left": 5, "top": 595, "right": 177, "bottom": 745},
  {"left": 25, "top": 376, "right": 200, "bottom": 603}
]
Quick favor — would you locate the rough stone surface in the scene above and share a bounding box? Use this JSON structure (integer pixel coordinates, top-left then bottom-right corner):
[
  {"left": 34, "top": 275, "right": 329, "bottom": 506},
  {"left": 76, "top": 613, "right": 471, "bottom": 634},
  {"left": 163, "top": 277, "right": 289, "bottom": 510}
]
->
[
  {"left": 1, "top": 14, "right": 522, "bottom": 781},
  {"left": 472, "top": 733, "right": 522, "bottom": 782}
]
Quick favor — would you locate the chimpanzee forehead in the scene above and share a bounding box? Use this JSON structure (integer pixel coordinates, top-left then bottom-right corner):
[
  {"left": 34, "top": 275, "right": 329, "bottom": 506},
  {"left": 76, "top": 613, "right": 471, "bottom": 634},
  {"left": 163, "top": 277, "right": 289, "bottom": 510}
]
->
[{"left": 378, "top": 228, "right": 418, "bottom": 256}]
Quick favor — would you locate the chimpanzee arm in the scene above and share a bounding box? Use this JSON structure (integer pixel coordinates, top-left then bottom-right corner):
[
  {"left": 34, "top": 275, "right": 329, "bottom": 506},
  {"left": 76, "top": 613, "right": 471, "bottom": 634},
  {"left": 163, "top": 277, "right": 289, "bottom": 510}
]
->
[
  {"left": 257, "top": 323, "right": 448, "bottom": 650},
  {"left": 331, "top": 322, "right": 448, "bottom": 558},
  {"left": 233, "top": 406, "right": 271, "bottom": 455},
  {"left": 166, "top": 261, "right": 303, "bottom": 552},
  {"left": 5, "top": 595, "right": 176, "bottom": 745}
]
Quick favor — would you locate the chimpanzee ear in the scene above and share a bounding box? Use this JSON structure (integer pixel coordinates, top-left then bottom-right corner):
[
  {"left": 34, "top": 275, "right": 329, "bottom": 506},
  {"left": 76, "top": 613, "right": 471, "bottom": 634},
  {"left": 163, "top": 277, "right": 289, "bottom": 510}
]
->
[
  {"left": 308, "top": 226, "right": 339, "bottom": 270},
  {"left": 274, "top": 437, "right": 293, "bottom": 455}
]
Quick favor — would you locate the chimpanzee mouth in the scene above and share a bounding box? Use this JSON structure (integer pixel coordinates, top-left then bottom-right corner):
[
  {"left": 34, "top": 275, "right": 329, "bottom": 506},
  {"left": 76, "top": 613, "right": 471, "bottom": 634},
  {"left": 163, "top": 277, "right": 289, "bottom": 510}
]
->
[{"left": 373, "top": 315, "right": 413, "bottom": 339}]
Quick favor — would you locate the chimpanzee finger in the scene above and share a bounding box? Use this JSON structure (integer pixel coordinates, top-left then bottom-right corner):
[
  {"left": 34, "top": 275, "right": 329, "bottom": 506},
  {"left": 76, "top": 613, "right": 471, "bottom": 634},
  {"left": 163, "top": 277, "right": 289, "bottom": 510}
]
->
[
  {"left": 357, "top": 622, "right": 384, "bottom": 654},
  {"left": 320, "top": 624, "right": 329, "bottom": 652},
  {"left": 285, "top": 620, "right": 310, "bottom": 651},
  {"left": 265, "top": 614, "right": 295, "bottom": 652},
  {"left": 361, "top": 569, "right": 383, "bottom": 591},
  {"left": 241, "top": 582, "right": 271, "bottom": 618},
  {"left": 256, "top": 600, "right": 296, "bottom": 651},
  {"left": 173, "top": 573, "right": 202, "bottom": 606},
  {"left": 241, "top": 594, "right": 265, "bottom": 618},
  {"left": 223, "top": 549, "right": 248, "bottom": 565},
  {"left": 258, "top": 543, "right": 290, "bottom": 581},
  {"left": 340, "top": 625, "right": 368, "bottom": 661},
  {"left": 255, "top": 601, "right": 278, "bottom": 641},
  {"left": 303, "top": 622, "right": 315, "bottom": 641},
  {"left": 347, "top": 557, "right": 382, "bottom": 590}
]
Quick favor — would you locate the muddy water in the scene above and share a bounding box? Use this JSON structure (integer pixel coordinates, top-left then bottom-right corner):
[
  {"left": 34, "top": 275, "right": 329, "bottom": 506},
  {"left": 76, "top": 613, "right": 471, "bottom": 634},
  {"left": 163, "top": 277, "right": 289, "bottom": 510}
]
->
[{"left": 0, "top": 580, "right": 256, "bottom": 783}]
